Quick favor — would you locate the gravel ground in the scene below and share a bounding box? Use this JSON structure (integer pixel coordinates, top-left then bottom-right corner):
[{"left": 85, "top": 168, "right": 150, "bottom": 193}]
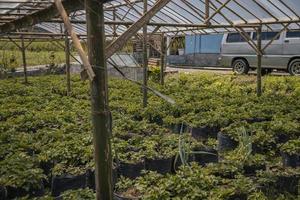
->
[{"left": 166, "top": 66, "right": 291, "bottom": 76}]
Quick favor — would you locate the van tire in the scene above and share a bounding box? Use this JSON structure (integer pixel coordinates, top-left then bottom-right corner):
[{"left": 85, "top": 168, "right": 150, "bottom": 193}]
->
[
  {"left": 288, "top": 59, "right": 300, "bottom": 76},
  {"left": 232, "top": 59, "right": 249, "bottom": 74}
]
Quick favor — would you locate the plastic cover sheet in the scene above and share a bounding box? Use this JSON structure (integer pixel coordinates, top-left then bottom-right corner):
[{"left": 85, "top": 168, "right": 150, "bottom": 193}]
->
[{"left": 29, "top": 0, "right": 300, "bottom": 35}]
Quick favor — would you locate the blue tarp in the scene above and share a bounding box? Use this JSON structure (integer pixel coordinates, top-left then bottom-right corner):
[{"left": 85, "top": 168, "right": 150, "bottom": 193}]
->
[{"left": 185, "top": 34, "right": 223, "bottom": 54}]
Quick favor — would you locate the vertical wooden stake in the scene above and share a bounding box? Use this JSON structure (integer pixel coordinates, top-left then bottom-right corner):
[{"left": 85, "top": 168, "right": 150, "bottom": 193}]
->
[
  {"left": 257, "top": 26, "right": 262, "bottom": 97},
  {"left": 160, "top": 33, "right": 165, "bottom": 85},
  {"left": 166, "top": 36, "right": 171, "bottom": 56},
  {"left": 85, "top": 0, "right": 113, "bottom": 199},
  {"left": 20, "top": 35, "right": 28, "bottom": 84},
  {"left": 113, "top": 8, "right": 117, "bottom": 37},
  {"left": 205, "top": 0, "right": 210, "bottom": 25},
  {"left": 64, "top": 29, "right": 71, "bottom": 95},
  {"left": 142, "top": 0, "right": 148, "bottom": 107}
]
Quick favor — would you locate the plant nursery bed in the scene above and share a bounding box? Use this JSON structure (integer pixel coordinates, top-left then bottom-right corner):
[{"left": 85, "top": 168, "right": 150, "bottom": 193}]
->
[{"left": 0, "top": 73, "right": 299, "bottom": 199}]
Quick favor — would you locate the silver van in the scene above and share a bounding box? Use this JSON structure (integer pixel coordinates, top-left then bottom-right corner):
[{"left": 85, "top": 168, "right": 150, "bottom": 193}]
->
[{"left": 219, "top": 30, "right": 300, "bottom": 75}]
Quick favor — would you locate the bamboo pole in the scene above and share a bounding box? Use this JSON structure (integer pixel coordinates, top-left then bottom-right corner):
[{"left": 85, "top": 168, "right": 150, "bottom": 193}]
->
[
  {"left": 64, "top": 29, "right": 71, "bottom": 94},
  {"left": 142, "top": 0, "right": 148, "bottom": 107},
  {"left": 160, "top": 33, "right": 165, "bottom": 85},
  {"left": 257, "top": 26, "right": 262, "bottom": 97},
  {"left": 20, "top": 35, "right": 28, "bottom": 83},
  {"left": 85, "top": 0, "right": 113, "bottom": 199}
]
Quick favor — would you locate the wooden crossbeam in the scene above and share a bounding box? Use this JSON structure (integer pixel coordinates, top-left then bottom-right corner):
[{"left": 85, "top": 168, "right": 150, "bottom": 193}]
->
[
  {"left": 105, "top": 0, "right": 172, "bottom": 59},
  {"left": 0, "top": 0, "right": 82, "bottom": 33},
  {"left": 54, "top": 0, "right": 95, "bottom": 81},
  {"left": 204, "top": 0, "right": 232, "bottom": 24}
]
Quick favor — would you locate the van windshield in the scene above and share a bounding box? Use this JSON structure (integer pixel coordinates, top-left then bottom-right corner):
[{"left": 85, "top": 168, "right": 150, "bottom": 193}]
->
[
  {"left": 226, "top": 32, "right": 250, "bottom": 43},
  {"left": 286, "top": 31, "right": 300, "bottom": 38},
  {"left": 253, "top": 32, "right": 280, "bottom": 41}
]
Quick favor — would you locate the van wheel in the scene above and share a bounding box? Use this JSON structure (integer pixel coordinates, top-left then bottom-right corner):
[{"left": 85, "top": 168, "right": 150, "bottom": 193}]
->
[
  {"left": 288, "top": 59, "right": 300, "bottom": 76},
  {"left": 232, "top": 59, "right": 249, "bottom": 74}
]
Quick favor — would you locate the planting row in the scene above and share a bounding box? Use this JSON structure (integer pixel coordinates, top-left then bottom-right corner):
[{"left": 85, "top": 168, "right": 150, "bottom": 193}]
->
[{"left": 0, "top": 74, "right": 299, "bottom": 199}]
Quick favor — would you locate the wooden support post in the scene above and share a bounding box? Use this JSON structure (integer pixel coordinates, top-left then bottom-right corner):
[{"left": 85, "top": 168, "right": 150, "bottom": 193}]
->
[
  {"left": 113, "top": 8, "right": 117, "bottom": 37},
  {"left": 64, "top": 29, "right": 71, "bottom": 94},
  {"left": 142, "top": 0, "right": 148, "bottom": 107},
  {"left": 20, "top": 35, "right": 28, "bottom": 83},
  {"left": 85, "top": 0, "right": 113, "bottom": 199},
  {"left": 166, "top": 36, "right": 171, "bottom": 56},
  {"left": 205, "top": 0, "right": 210, "bottom": 25},
  {"left": 160, "top": 33, "right": 165, "bottom": 85},
  {"left": 257, "top": 26, "right": 262, "bottom": 97}
]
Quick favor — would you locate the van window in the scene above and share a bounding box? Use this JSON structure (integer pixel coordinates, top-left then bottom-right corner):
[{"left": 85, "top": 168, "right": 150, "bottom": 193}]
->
[
  {"left": 286, "top": 31, "right": 300, "bottom": 38},
  {"left": 253, "top": 32, "right": 280, "bottom": 40},
  {"left": 226, "top": 33, "right": 250, "bottom": 43}
]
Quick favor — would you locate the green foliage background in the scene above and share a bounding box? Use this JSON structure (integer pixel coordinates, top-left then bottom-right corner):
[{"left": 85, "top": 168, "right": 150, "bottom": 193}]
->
[{"left": 0, "top": 40, "right": 75, "bottom": 69}]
